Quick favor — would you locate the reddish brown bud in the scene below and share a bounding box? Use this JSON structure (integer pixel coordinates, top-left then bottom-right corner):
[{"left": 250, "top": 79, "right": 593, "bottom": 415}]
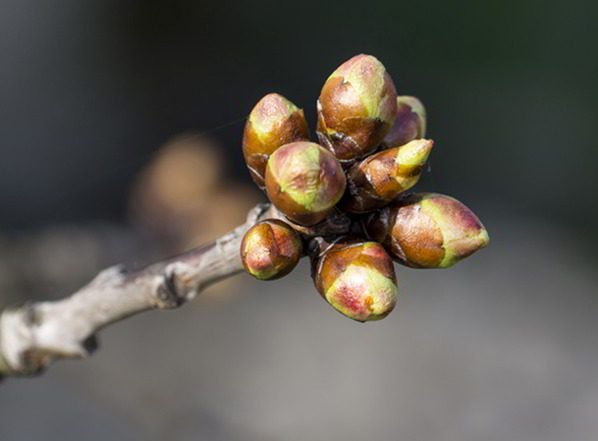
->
[
  {"left": 339, "top": 139, "right": 434, "bottom": 213},
  {"left": 316, "top": 54, "right": 398, "bottom": 161},
  {"left": 240, "top": 219, "right": 302, "bottom": 280},
  {"left": 381, "top": 96, "right": 427, "bottom": 149},
  {"left": 242, "top": 93, "right": 309, "bottom": 188},
  {"left": 311, "top": 237, "right": 397, "bottom": 322},
  {"left": 362, "top": 193, "right": 489, "bottom": 268},
  {"left": 265, "top": 142, "right": 346, "bottom": 226}
]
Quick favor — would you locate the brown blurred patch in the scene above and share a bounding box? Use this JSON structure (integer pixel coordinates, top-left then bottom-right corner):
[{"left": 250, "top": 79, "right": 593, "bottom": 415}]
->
[{"left": 128, "top": 133, "right": 263, "bottom": 299}]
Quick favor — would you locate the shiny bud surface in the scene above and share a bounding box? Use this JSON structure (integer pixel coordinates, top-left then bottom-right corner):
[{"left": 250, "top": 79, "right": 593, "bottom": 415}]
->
[
  {"left": 241, "top": 219, "right": 302, "bottom": 280},
  {"left": 363, "top": 193, "right": 489, "bottom": 268},
  {"left": 317, "top": 54, "right": 398, "bottom": 161},
  {"left": 242, "top": 93, "right": 309, "bottom": 188},
  {"left": 265, "top": 142, "right": 346, "bottom": 226},
  {"left": 340, "top": 139, "right": 434, "bottom": 213},
  {"left": 312, "top": 238, "right": 397, "bottom": 322},
  {"left": 382, "top": 96, "right": 427, "bottom": 149}
]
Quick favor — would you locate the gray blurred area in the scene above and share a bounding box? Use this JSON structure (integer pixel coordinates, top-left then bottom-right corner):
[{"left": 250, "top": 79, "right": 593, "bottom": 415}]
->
[
  {"left": 1, "top": 0, "right": 597, "bottom": 440},
  {"left": 1, "top": 212, "right": 597, "bottom": 441}
]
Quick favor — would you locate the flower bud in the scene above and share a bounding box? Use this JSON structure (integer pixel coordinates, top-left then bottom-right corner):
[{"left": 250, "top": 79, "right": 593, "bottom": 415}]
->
[
  {"left": 381, "top": 96, "right": 427, "bottom": 149},
  {"left": 316, "top": 54, "right": 398, "bottom": 161},
  {"left": 265, "top": 142, "right": 346, "bottom": 226},
  {"left": 362, "top": 193, "right": 489, "bottom": 268},
  {"left": 241, "top": 219, "right": 302, "bottom": 280},
  {"left": 340, "top": 139, "right": 434, "bottom": 213},
  {"left": 242, "top": 93, "right": 309, "bottom": 188},
  {"left": 311, "top": 237, "right": 397, "bottom": 322}
]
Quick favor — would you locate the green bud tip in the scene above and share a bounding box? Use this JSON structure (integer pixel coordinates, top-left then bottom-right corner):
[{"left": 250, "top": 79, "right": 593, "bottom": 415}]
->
[
  {"left": 317, "top": 54, "right": 398, "bottom": 160},
  {"left": 328, "top": 55, "right": 395, "bottom": 122},
  {"left": 265, "top": 142, "right": 346, "bottom": 226},
  {"left": 249, "top": 93, "right": 299, "bottom": 138},
  {"left": 242, "top": 93, "right": 309, "bottom": 188},
  {"left": 395, "top": 138, "right": 434, "bottom": 184},
  {"left": 340, "top": 139, "right": 434, "bottom": 213},
  {"left": 312, "top": 239, "right": 397, "bottom": 322}
]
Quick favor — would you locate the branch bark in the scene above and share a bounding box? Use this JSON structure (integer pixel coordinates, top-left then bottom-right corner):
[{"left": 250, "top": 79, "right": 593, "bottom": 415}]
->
[{"left": 0, "top": 203, "right": 272, "bottom": 379}]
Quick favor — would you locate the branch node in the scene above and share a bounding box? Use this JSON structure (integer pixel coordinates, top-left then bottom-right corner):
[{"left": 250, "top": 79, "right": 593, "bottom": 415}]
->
[
  {"left": 90, "top": 264, "right": 128, "bottom": 288},
  {"left": 82, "top": 335, "right": 99, "bottom": 355},
  {"left": 155, "top": 271, "right": 182, "bottom": 309}
]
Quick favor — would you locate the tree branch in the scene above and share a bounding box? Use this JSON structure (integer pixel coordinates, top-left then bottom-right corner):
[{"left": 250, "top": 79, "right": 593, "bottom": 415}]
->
[{"left": 0, "top": 203, "right": 272, "bottom": 379}]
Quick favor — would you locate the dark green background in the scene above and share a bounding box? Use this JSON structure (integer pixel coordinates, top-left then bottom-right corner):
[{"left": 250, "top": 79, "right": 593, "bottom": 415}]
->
[{"left": 1, "top": 0, "right": 596, "bottom": 235}]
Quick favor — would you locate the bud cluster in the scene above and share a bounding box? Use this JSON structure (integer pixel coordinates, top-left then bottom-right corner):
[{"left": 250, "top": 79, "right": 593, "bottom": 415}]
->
[{"left": 239, "top": 54, "right": 489, "bottom": 322}]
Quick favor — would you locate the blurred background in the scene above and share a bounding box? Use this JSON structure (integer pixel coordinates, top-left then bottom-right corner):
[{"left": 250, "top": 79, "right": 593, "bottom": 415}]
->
[{"left": 1, "top": 0, "right": 597, "bottom": 440}]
